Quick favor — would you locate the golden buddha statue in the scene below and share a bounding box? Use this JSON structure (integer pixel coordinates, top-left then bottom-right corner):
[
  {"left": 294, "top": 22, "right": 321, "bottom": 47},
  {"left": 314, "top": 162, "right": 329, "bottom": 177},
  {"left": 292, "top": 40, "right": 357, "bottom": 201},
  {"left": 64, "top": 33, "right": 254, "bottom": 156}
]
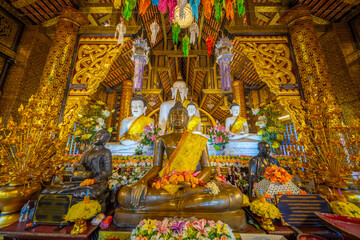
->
[{"left": 114, "top": 94, "right": 247, "bottom": 231}]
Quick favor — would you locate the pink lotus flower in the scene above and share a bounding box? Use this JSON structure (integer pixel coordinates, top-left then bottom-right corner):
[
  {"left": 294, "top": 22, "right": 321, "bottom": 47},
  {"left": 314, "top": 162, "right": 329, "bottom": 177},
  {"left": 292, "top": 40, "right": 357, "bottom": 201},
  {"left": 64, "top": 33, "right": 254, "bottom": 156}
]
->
[
  {"left": 193, "top": 219, "right": 210, "bottom": 238},
  {"left": 215, "top": 136, "right": 224, "bottom": 143}
]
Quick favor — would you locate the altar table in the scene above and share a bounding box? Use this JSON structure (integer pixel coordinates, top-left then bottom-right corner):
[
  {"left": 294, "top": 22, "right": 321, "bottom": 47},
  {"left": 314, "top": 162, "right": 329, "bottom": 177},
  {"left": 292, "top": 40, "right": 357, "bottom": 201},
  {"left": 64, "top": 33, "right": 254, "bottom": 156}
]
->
[{"left": 0, "top": 221, "right": 98, "bottom": 240}]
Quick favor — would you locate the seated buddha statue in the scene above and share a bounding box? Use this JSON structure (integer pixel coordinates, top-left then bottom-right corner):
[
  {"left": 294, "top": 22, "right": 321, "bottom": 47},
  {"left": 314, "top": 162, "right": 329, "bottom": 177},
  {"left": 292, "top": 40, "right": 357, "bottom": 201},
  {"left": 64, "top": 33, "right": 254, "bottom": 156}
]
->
[
  {"left": 186, "top": 100, "right": 202, "bottom": 134},
  {"left": 225, "top": 103, "right": 250, "bottom": 140},
  {"left": 119, "top": 94, "right": 153, "bottom": 146},
  {"left": 114, "top": 93, "right": 247, "bottom": 230},
  {"left": 248, "top": 141, "right": 280, "bottom": 198},
  {"left": 42, "top": 130, "right": 112, "bottom": 209}
]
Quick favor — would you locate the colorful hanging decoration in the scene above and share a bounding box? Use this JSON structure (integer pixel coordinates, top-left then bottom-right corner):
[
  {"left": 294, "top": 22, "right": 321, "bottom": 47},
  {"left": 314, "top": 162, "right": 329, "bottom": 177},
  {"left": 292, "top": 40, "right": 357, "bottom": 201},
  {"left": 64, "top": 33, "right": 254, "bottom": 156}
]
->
[
  {"left": 225, "top": 0, "right": 235, "bottom": 20},
  {"left": 214, "top": 0, "right": 223, "bottom": 22},
  {"left": 115, "top": 21, "right": 126, "bottom": 45},
  {"left": 132, "top": 37, "right": 150, "bottom": 92},
  {"left": 152, "top": 0, "right": 160, "bottom": 6},
  {"left": 158, "top": 0, "right": 167, "bottom": 14},
  {"left": 202, "top": 0, "right": 214, "bottom": 20},
  {"left": 215, "top": 37, "right": 233, "bottom": 91},
  {"left": 206, "top": 36, "right": 214, "bottom": 57},
  {"left": 114, "top": 0, "right": 121, "bottom": 9},
  {"left": 189, "top": 22, "right": 199, "bottom": 45},
  {"left": 172, "top": 23, "right": 181, "bottom": 44},
  {"left": 168, "top": 0, "right": 177, "bottom": 20},
  {"left": 189, "top": 0, "right": 200, "bottom": 21},
  {"left": 123, "top": 0, "right": 136, "bottom": 20},
  {"left": 150, "top": 21, "right": 160, "bottom": 44},
  {"left": 139, "top": 0, "right": 151, "bottom": 16},
  {"left": 182, "top": 35, "right": 190, "bottom": 57},
  {"left": 177, "top": 0, "right": 187, "bottom": 20},
  {"left": 236, "top": 0, "right": 245, "bottom": 17}
]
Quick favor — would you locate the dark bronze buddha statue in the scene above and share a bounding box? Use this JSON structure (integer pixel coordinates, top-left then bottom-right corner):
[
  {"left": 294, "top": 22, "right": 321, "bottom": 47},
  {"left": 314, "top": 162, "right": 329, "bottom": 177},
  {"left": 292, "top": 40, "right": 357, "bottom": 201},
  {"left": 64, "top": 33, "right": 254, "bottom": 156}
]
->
[
  {"left": 114, "top": 95, "right": 247, "bottom": 231},
  {"left": 248, "top": 141, "right": 280, "bottom": 198},
  {"left": 42, "top": 130, "right": 112, "bottom": 209}
]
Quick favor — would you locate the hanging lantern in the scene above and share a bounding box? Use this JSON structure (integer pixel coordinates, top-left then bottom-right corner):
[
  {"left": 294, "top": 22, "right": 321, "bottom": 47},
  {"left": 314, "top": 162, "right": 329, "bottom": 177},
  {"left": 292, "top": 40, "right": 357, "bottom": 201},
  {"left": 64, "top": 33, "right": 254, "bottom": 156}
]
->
[
  {"left": 215, "top": 37, "right": 233, "bottom": 92},
  {"left": 132, "top": 38, "right": 150, "bottom": 92},
  {"left": 206, "top": 36, "right": 214, "bottom": 57}
]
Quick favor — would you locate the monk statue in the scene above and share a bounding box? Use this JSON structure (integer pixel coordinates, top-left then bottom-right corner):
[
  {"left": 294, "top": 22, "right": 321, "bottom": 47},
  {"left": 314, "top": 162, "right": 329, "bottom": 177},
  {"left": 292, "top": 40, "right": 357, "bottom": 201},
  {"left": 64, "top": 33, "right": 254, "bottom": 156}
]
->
[
  {"left": 159, "top": 74, "right": 199, "bottom": 133},
  {"left": 225, "top": 103, "right": 250, "bottom": 140},
  {"left": 248, "top": 141, "right": 280, "bottom": 198},
  {"left": 186, "top": 100, "right": 201, "bottom": 133},
  {"left": 114, "top": 93, "right": 247, "bottom": 231},
  {"left": 42, "top": 130, "right": 112, "bottom": 209},
  {"left": 119, "top": 94, "right": 153, "bottom": 146}
]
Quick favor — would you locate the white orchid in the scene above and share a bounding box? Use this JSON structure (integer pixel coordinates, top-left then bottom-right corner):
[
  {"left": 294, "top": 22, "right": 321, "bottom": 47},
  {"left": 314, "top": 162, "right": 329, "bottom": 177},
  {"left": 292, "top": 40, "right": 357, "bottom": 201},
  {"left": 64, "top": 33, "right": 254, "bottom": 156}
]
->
[
  {"left": 97, "top": 118, "right": 105, "bottom": 126},
  {"left": 102, "top": 109, "right": 111, "bottom": 117}
]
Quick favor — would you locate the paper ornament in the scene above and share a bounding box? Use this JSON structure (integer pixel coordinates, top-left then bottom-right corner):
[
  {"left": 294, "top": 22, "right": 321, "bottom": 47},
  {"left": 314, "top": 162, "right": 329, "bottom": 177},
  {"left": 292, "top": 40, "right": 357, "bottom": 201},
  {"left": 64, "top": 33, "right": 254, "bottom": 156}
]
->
[
  {"left": 173, "top": 23, "right": 181, "bottom": 44},
  {"left": 123, "top": 0, "right": 136, "bottom": 20},
  {"left": 158, "top": 0, "right": 168, "bottom": 14},
  {"left": 236, "top": 0, "right": 245, "bottom": 17},
  {"left": 168, "top": 0, "right": 177, "bottom": 20},
  {"left": 114, "top": 0, "right": 121, "bottom": 9},
  {"left": 177, "top": 0, "right": 187, "bottom": 20},
  {"left": 202, "top": 0, "right": 214, "bottom": 20},
  {"left": 115, "top": 21, "right": 126, "bottom": 45},
  {"left": 206, "top": 36, "right": 214, "bottom": 57},
  {"left": 214, "top": 0, "right": 223, "bottom": 22},
  {"left": 139, "top": 0, "right": 151, "bottom": 16},
  {"left": 150, "top": 21, "right": 160, "bottom": 44},
  {"left": 189, "top": 0, "right": 200, "bottom": 21},
  {"left": 225, "top": 0, "right": 235, "bottom": 20},
  {"left": 152, "top": 0, "right": 160, "bottom": 6},
  {"left": 189, "top": 22, "right": 198, "bottom": 45},
  {"left": 182, "top": 35, "right": 190, "bottom": 57}
]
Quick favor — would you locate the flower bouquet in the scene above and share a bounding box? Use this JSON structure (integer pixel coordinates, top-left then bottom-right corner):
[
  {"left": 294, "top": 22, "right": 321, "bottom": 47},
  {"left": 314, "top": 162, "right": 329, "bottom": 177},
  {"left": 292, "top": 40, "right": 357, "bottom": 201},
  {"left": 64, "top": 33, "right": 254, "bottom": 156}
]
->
[
  {"left": 254, "top": 165, "right": 301, "bottom": 200},
  {"left": 108, "top": 167, "right": 148, "bottom": 191},
  {"left": 252, "top": 103, "right": 285, "bottom": 151},
  {"left": 73, "top": 100, "right": 113, "bottom": 146},
  {"left": 208, "top": 123, "right": 231, "bottom": 151},
  {"left": 250, "top": 195, "right": 281, "bottom": 231},
  {"left": 131, "top": 218, "right": 236, "bottom": 240},
  {"left": 135, "top": 123, "right": 162, "bottom": 155}
]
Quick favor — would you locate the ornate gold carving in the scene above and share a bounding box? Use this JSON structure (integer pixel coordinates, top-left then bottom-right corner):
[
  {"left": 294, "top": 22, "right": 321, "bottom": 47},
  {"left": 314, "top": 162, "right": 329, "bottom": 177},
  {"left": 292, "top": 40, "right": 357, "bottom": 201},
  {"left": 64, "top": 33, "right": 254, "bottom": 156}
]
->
[
  {"left": 0, "top": 9, "right": 20, "bottom": 49},
  {"left": 237, "top": 40, "right": 297, "bottom": 94},
  {"left": 232, "top": 80, "right": 247, "bottom": 118},
  {"left": 277, "top": 95, "right": 305, "bottom": 129}
]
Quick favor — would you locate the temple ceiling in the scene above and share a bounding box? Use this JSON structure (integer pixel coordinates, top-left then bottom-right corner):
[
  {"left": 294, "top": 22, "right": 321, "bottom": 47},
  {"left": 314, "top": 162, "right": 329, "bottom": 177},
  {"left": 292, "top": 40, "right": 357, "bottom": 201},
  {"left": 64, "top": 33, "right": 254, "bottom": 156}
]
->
[{"left": 6, "top": 0, "right": 360, "bottom": 121}]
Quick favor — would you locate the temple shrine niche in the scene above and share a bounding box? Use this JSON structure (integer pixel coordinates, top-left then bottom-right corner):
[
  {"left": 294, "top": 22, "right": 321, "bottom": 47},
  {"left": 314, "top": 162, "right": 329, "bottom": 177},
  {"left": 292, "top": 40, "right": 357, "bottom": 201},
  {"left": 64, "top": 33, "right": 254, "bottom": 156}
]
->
[{"left": 0, "top": 0, "right": 360, "bottom": 239}]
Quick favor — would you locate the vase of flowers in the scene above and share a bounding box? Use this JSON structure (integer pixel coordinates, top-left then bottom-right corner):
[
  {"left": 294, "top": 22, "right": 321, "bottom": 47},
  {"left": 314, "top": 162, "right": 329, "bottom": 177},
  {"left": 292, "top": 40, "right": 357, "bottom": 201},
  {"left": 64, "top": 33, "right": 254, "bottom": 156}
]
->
[
  {"left": 252, "top": 103, "right": 285, "bottom": 153},
  {"left": 135, "top": 123, "right": 162, "bottom": 155},
  {"left": 73, "top": 100, "right": 113, "bottom": 151},
  {"left": 209, "top": 123, "right": 231, "bottom": 154}
]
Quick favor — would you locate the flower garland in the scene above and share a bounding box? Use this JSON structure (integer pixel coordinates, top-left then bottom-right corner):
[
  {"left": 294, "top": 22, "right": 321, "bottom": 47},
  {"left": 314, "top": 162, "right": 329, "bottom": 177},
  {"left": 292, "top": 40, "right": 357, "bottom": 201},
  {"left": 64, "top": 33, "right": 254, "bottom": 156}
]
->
[
  {"left": 131, "top": 218, "right": 236, "bottom": 239},
  {"left": 250, "top": 197, "right": 281, "bottom": 220},
  {"left": 263, "top": 165, "right": 293, "bottom": 184},
  {"left": 329, "top": 198, "right": 360, "bottom": 218},
  {"left": 108, "top": 167, "right": 148, "bottom": 191}
]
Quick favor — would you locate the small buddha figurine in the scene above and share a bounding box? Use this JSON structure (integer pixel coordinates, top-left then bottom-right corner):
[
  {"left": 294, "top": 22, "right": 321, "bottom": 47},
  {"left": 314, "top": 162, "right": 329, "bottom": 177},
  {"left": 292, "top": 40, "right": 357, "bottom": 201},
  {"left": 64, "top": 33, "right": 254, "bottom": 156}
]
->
[
  {"left": 114, "top": 93, "right": 247, "bottom": 230},
  {"left": 225, "top": 103, "right": 250, "bottom": 140},
  {"left": 119, "top": 94, "right": 153, "bottom": 145},
  {"left": 159, "top": 74, "right": 199, "bottom": 133},
  {"left": 42, "top": 130, "right": 112, "bottom": 207},
  {"left": 186, "top": 101, "right": 201, "bottom": 133},
  {"left": 248, "top": 141, "right": 280, "bottom": 198}
]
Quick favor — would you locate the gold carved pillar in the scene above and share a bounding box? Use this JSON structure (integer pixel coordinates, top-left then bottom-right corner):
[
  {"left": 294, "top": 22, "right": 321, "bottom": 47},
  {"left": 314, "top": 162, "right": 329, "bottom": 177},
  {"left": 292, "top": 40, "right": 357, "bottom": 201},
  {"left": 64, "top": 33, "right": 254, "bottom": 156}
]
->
[
  {"left": 40, "top": 7, "right": 88, "bottom": 107},
  {"left": 117, "top": 80, "right": 133, "bottom": 141},
  {"left": 279, "top": 6, "right": 336, "bottom": 100},
  {"left": 232, "top": 80, "right": 247, "bottom": 118}
]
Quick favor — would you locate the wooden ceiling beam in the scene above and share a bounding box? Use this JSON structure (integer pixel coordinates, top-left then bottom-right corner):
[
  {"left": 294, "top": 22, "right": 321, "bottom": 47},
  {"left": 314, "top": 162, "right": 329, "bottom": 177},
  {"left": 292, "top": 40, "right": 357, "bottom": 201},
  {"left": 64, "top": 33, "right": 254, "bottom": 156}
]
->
[
  {"left": 116, "top": 56, "right": 134, "bottom": 77},
  {"left": 98, "top": 13, "right": 111, "bottom": 24},
  {"left": 160, "top": 14, "right": 167, "bottom": 50},
  {"left": 198, "top": 8, "right": 205, "bottom": 49},
  {"left": 87, "top": 14, "right": 99, "bottom": 26},
  {"left": 210, "top": 97, "right": 224, "bottom": 115},
  {"left": 12, "top": 0, "right": 38, "bottom": 8}
]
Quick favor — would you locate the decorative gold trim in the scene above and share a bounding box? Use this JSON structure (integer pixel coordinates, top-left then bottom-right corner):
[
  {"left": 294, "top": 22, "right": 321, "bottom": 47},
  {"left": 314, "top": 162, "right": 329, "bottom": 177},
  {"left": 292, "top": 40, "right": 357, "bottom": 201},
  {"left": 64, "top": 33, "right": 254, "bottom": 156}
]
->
[{"left": 0, "top": 45, "right": 16, "bottom": 58}]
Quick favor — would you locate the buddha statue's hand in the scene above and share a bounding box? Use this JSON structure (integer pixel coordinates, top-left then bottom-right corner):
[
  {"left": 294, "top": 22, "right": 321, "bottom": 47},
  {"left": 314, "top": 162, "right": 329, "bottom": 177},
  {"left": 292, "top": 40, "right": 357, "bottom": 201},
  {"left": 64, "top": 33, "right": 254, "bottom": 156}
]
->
[{"left": 130, "top": 180, "right": 148, "bottom": 208}]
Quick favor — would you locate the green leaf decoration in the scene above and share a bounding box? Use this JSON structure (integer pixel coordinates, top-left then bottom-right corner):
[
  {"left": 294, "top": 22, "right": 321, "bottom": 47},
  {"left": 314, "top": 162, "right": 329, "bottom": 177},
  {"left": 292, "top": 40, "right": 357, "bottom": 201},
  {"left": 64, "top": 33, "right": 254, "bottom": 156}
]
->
[
  {"left": 215, "top": 0, "right": 223, "bottom": 22},
  {"left": 172, "top": 23, "right": 181, "bottom": 44},
  {"left": 236, "top": 0, "right": 245, "bottom": 17},
  {"left": 182, "top": 35, "right": 190, "bottom": 57}
]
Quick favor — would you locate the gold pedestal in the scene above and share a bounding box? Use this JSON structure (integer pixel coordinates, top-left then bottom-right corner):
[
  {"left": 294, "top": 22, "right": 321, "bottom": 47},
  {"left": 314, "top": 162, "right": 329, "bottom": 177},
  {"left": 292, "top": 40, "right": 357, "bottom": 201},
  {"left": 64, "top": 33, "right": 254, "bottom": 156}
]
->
[
  {"left": 0, "top": 182, "right": 41, "bottom": 228},
  {"left": 113, "top": 207, "right": 248, "bottom": 231},
  {"left": 317, "top": 185, "right": 360, "bottom": 207}
]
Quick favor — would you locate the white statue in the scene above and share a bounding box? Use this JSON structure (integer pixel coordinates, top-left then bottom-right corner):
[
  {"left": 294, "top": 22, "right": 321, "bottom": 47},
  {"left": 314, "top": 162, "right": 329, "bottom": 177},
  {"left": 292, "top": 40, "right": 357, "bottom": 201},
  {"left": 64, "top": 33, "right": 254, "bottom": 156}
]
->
[
  {"left": 119, "top": 95, "right": 153, "bottom": 145},
  {"left": 189, "top": 22, "right": 199, "bottom": 45},
  {"left": 159, "top": 77, "right": 199, "bottom": 132},
  {"left": 150, "top": 21, "right": 160, "bottom": 44},
  {"left": 187, "top": 101, "right": 202, "bottom": 134},
  {"left": 115, "top": 21, "right": 126, "bottom": 45},
  {"left": 225, "top": 103, "right": 250, "bottom": 140}
]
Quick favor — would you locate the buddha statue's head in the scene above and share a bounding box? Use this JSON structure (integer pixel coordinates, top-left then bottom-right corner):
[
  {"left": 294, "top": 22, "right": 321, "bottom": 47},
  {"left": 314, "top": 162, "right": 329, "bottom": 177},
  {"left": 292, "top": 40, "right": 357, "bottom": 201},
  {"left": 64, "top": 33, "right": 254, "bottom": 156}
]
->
[
  {"left": 187, "top": 101, "right": 196, "bottom": 117},
  {"left": 258, "top": 141, "right": 271, "bottom": 156},
  {"left": 229, "top": 102, "right": 240, "bottom": 117},
  {"left": 131, "top": 94, "right": 147, "bottom": 118},
  {"left": 171, "top": 74, "right": 188, "bottom": 102},
  {"left": 169, "top": 93, "right": 189, "bottom": 130},
  {"left": 93, "top": 130, "right": 111, "bottom": 146}
]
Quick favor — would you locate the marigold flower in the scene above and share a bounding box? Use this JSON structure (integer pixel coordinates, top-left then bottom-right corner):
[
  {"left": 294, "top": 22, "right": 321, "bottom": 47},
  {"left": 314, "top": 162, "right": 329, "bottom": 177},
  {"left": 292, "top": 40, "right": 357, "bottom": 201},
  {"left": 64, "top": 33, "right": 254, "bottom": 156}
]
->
[
  {"left": 264, "top": 193, "right": 270, "bottom": 199},
  {"left": 286, "top": 191, "right": 293, "bottom": 195}
]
